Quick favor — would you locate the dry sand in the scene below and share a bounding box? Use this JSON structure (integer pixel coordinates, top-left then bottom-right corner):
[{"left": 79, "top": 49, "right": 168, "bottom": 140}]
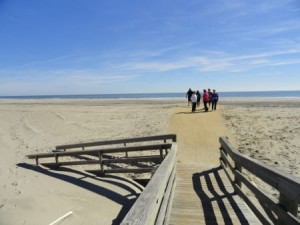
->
[
  {"left": 0, "top": 98, "right": 181, "bottom": 225},
  {"left": 221, "top": 98, "right": 300, "bottom": 178},
  {"left": 0, "top": 97, "right": 299, "bottom": 224}
]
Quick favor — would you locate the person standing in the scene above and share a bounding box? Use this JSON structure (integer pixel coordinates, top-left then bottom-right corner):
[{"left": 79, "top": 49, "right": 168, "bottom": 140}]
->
[
  {"left": 207, "top": 88, "right": 213, "bottom": 110},
  {"left": 186, "top": 88, "right": 193, "bottom": 106},
  {"left": 196, "top": 90, "right": 201, "bottom": 107},
  {"left": 190, "top": 91, "right": 197, "bottom": 112},
  {"left": 211, "top": 89, "right": 219, "bottom": 110},
  {"left": 202, "top": 89, "right": 209, "bottom": 112}
]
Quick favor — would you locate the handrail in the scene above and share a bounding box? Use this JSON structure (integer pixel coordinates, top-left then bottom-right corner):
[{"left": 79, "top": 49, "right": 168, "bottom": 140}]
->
[
  {"left": 55, "top": 134, "right": 177, "bottom": 151},
  {"left": 27, "top": 143, "right": 172, "bottom": 159},
  {"left": 219, "top": 136, "right": 300, "bottom": 225},
  {"left": 121, "top": 143, "right": 177, "bottom": 225}
]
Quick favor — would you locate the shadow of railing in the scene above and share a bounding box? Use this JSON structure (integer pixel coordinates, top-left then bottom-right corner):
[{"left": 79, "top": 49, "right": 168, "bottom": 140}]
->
[
  {"left": 17, "top": 163, "right": 142, "bottom": 225},
  {"left": 192, "top": 166, "right": 250, "bottom": 225}
]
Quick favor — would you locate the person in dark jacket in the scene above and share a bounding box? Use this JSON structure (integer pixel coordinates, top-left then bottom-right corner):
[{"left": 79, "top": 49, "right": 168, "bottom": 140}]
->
[
  {"left": 186, "top": 88, "right": 193, "bottom": 106},
  {"left": 196, "top": 90, "right": 201, "bottom": 107},
  {"left": 211, "top": 89, "right": 219, "bottom": 110}
]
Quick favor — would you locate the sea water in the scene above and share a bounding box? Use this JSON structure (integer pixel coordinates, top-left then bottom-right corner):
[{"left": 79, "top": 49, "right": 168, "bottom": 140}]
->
[{"left": 0, "top": 90, "right": 300, "bottom": 99}]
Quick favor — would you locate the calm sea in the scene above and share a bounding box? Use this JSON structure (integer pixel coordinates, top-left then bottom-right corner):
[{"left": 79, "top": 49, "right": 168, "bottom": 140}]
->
[{"left": 0, "top": 91, "right": 300, "bottom": 99}]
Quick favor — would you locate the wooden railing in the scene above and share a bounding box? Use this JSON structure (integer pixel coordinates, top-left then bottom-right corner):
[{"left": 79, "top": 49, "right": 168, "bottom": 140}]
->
[
  {"left": 55, "top": 134, "right": 177, "bottom": 151},
  {"left": 26, "top": 134, "right": 177, "bottom": 224},
  {"left": 27, "top": 143, "right": 172, "bottom": 175},
  {"left": 121, "top": 143, "right": 177, "bottom": 225},
  {"left": 219, "top": 137, "right": 300, "bottom": 225}
]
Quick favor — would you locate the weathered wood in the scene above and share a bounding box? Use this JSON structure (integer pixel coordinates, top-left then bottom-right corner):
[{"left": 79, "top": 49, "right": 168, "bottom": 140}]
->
[
  {"left": 280, "top": 193, "right": 298, "bottom": 215},
  {"left": 103, "top": 155, "right": 163, "bottom": 165},
  {"left": 219, "top": 136, "right": 300, "bottom": 224},
  {"left": 220, "top": 137, "right": 300, "bottom": 201},
  {"left": 234, "top": 170, "right": 300, "bottom": 225},
  {"left": 155, "top": 166, "right": 176, "bottom": 225},
  {"left": 220, "top": 160, "right": 234, "bottom": 185},
  {"left": 41, "top": 160, "right": 102, "bottom": 167},
  {"left": 27, "top": 143, "right": 172, "bottom": 159},
  {"left": 41, "top": 155, "right": 163, "bottom": 170},
  {"left": 220, "top": 149, "right": 235, "bottom": 172},
  {"left": 87, "top": 167, "right": 157, "bottom": 175},
  {"left": 233, "top": 183, "right": 273, "bottom": 225},
  {"left": 168, "top": 164, "right": 262, "bottom": 225},
  {"left": 55, "top": 134, "right": 176, "bottom": 150},
  {"left": 121, "top": 143, "right": 177, "bottom": 225}
]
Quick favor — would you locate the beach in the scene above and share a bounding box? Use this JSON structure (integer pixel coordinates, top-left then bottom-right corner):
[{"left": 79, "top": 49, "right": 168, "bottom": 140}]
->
[
  {"left": 0, "top": 98, "right": 299, "bottom": 224},
  {"left": 221, "top": 98, "right": 300, "bottom": 178},
  {"left": 0, "top": 98, "right": 181, "bottom": 225}
]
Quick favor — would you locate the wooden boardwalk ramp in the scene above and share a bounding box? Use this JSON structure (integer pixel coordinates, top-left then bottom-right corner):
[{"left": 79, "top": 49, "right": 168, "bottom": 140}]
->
[{"left": 167, "top": 163, "right": 261, "bottom": 225}]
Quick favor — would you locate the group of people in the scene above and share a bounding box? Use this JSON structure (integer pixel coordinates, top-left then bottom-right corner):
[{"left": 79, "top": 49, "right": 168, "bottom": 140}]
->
[{"left": 186, "top": 88, "right": 219, "bottom": 112}]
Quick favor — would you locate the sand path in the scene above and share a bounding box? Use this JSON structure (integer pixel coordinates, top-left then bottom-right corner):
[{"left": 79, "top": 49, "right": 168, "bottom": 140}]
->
[{"left": 168, "top": 106, "right": 236, "bottom": 166}]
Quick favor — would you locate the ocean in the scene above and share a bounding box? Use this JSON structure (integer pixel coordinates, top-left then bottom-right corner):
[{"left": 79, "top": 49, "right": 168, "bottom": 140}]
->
[{"left": 0, "top": 90, "right": 300, "bottom": 99}]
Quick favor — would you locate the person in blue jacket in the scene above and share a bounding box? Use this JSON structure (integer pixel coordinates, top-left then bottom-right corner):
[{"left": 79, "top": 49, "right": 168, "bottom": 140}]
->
[{"left": 211, "top": 89, "right": 219, "bottom": 110}]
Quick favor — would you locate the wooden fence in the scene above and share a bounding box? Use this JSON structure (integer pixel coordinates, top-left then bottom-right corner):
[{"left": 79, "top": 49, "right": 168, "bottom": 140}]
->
[
  {"left": 55, "top": 134, "right": 177, "bottom": 151},
  {"left": 219, "top": 137, "right": 300, "bottom": 225},
  {"left": 26, "top": 134, "right": 176, "bottom": 175},
  {"left": 121, "top": 143, "right": 177, "bottom": 225},
  {"left": 26, "top": 134, "right": 177, "bottom": 224}
]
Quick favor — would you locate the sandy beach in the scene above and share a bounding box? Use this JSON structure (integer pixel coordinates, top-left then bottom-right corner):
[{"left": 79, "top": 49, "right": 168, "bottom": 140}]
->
[
  {"left": 0, "top": 98, "right": 181, "bottom": 225},
  {"left": 0, "top": 97, "right": 299, "bottom": 224}
]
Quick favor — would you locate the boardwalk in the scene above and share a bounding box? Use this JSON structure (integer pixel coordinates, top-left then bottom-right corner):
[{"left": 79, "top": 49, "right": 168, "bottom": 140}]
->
[
  {"left": 167, "top": 163, "right": 261, "bottom": 224},
  {"left": 167, "top": 107, "right": 262, "bottom": 224}
]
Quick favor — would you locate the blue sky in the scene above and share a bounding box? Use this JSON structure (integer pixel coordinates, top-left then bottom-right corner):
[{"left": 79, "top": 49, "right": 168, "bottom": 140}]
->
[{"left": 0, "top": 0, "right": 300, "bottom": 95}]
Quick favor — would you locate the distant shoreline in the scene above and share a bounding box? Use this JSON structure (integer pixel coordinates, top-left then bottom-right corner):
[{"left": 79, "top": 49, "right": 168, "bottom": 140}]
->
[{"left": 1, "top": 90, "right": 300, "bottom": 99}]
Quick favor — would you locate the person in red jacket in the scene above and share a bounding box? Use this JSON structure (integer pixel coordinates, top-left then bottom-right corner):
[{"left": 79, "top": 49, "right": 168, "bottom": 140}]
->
[
  {"left": 202, "top": 89, "right": 209, "bottom": 112},
  {"left": 208, "top": 88, "right": 213, "bottom": 110}
]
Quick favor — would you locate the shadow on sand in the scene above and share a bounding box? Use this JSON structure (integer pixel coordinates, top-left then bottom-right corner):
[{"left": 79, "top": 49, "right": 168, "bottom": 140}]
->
[
  {"left": 17, "top": 163, "right": 142, "bottom": 224},
  {"left": 192, "top": 166, "right": 250, "bottom": 225},
  {"left": 175, "top": 110, "right": 210, "bottom": 114}
]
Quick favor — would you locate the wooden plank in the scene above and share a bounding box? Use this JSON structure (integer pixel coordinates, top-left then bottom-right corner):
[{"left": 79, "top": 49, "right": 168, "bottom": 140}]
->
[
  {"left": 41, "top": 160, "right": 102, "bottom": 167},
  {"left": 220, "top": 160, "right": 234, "bottom": 185},
  {"left": 220, "top": 149, "right": 235, "bottom": 172},
  {"left": 121, "top": 143, "right": 177, "bottom": 225},
  {"left": 87, "top": 167, "right": 157, "bottom": 175},
  {"left": 234, "top": 183, "right": 273, "bottom": 225},
  {"left": 27, "top": 143, "right": 172, "bottom": 159},
  {"left": 55, "top": 134, "right": 176, "bottom": 150},
  {"left": 168, "top": 164, "right": 262, "bottom": 225},
  {"left": 155, "top": 166, "right": 176, "bottom": 225},
  {"left": 40, "top": 155, "right": 163, "bottom": 168},
  {"left": 103, "top": 155, "right": 163, "bottom": 165},
  {"left": 220, "top": 137, "right": 300, "bottom": 201},
  {"left": 234, "top": 170, "right": 300, "bottom": 225}
]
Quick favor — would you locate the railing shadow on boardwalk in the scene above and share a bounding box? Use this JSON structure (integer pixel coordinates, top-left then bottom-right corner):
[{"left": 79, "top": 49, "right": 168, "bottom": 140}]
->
[
  {"left": 17, "top": 163, "right": 142, "bottom": 225},
  {"left": 192, "top": 166, "right": 250, "bottom": 225}
]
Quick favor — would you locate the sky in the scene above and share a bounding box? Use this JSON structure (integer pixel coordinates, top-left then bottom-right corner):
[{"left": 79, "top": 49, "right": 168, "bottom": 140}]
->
[{"left": 0, "top": 0, "right": 300, "bottom": 96}]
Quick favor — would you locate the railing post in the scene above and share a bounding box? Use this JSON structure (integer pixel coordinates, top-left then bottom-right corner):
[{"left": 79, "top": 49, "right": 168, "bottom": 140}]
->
[
  {"left": 55, "top": 154, "right": 59, "bottom": 164},
  {"left": 160, "top": 146, "right": 164, "bottom": 159},
  {"left": 219, "top": 146, "right": 227, "bottom": 166},
  {"left": 98, "top": 151, "right": 104, "bottom": 174},
  {"left": 278, "top": 193, "right": 298, "bottom": 225},
  {"left": 124, "top": 143, "right": 128, "bottom": 157},
  {"left": 235, "top": 163, "right": 242, "bottom": 188},
  {"left": 35, "top": 156, "right": 39, "bottom": 165}
]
